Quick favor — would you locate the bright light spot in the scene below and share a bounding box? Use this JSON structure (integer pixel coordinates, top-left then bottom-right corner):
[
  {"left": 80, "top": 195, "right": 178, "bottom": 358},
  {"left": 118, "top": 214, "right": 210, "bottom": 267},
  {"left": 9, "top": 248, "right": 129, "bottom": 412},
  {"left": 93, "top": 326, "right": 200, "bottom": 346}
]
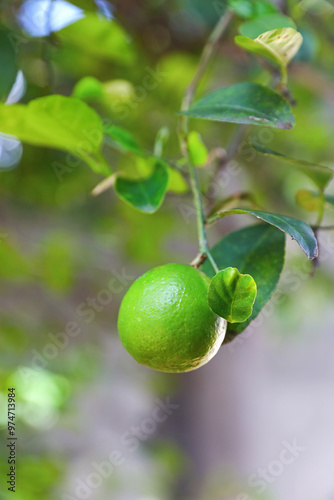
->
[
  {"left": 7, "top": 367, "right": 70, "bottom": 429},
  {"left": 0, "top": 134, "right": 23, "bottom": 171},
  {"left": 6, "top": 71, "right": 26, "bottom": 104},
  {"left": 18, "top": 0, "right": 84, "bottom": 37},
  {"left": 11, "top": 367, "right": 70, "bottom": 407}
]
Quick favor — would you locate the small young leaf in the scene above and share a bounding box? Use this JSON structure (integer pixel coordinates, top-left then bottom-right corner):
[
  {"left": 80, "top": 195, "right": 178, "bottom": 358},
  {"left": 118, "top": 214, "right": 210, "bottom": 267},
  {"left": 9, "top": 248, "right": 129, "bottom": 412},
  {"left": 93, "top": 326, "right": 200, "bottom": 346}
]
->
[
  {"left": 105, "top": 125, "right": 143, "bottom": 155},
  {"left": 235, "top": 28, "right": 303, "bottom": 82},
  {"left": 239, "top": 13, "right": 296, "bottom": 38},
  {"left": 208, "top": 208, "right": 318, "bottom": 259},
  {"left": 202, "top": 224, "right": 285, "bottom": 337},
  {"left": 188, "top": 131, "right": 208, "bottom": 166},
  {"left": 180, "top": 82, "right": 295, "bottom": 129},
  {"left": 208, "top": 267, "right": 257, "bottom": 323},
  {"left": 72, "top": 76, "right": 104, "bottom": 101},
  {"left": 0, "top": 28, "right": 18, "bottom": 101},
  {"left": 252, "top": 143, "right": 333, "bottom": 190},
  {"left": 114, "top": 160, "right": 169, "bottom": 213},
  {"left": 167, "top": 168, "right": 188, "bottom": 194}
]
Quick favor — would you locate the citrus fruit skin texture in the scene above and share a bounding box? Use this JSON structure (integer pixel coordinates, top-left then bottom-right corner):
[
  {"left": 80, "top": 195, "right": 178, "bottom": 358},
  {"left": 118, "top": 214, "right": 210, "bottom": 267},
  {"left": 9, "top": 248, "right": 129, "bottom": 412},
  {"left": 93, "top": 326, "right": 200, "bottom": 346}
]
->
[{"left": 118, "top": 263, "right": 227, "bottom": 373}]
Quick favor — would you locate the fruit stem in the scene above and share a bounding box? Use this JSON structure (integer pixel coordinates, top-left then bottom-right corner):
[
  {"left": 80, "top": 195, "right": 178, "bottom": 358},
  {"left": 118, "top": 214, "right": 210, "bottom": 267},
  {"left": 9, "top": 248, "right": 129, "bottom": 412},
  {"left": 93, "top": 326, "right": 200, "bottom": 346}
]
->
[{"left": 178, "top": 8, "right": 234, "bottom": 275}]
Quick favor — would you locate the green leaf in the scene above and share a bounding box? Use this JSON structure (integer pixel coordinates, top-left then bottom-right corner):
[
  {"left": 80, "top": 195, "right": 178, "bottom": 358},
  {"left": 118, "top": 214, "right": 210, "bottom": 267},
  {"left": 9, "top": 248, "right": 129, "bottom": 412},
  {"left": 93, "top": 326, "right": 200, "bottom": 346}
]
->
[
  {"left": 72, "top": 76, "right": 104, "bottom": 101},
  {"left": 229, "top": 0, "right": 278, "bottom": 19},
  {"left": 252, "top": 143, "right": 333, "bottom": 190},
  {"left": 188, "top": 131, "right": 208, "bottom": 166},
  {"left": 180, "top": 82, "right": 295, "bottom": 129},
  {"left": 114, "top": 160, "right": 169, "bottom": 213},
  {"left": 203, "top": 224, "right": 285, "bottom": 337},
  {"left": 208, "top": 267, "right": 257, "bottom": 323},
  {"left": 208, "top": 208, "right": 318, "bottom": 259},
  {"left": 57, "top": 13, "right": 135, "bottom": 65},
  {"left": 235, "top": 28, "right": 303, "bottom": 82},
  {"left": 0, "top": 95, "right": 109, "bottom": 175},
  {"left": 104, "top": 125, "right": 143, "bottom": 155},
  {"left": 239, "top": 13, "right": 296, "bottom": 38},
  {"left": 167, "top": 168, "right": 188, "bottom": 194},
  {"left": 0, "top": 28, "right": 18, "bottom": 101}
]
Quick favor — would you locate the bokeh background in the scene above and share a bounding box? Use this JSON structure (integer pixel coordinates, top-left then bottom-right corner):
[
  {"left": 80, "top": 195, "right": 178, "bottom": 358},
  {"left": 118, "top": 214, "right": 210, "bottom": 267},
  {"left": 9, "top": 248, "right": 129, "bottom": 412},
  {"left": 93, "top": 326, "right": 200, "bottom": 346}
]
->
[{"left": 1, "top": 1, "right": 334, "bottom": 499}]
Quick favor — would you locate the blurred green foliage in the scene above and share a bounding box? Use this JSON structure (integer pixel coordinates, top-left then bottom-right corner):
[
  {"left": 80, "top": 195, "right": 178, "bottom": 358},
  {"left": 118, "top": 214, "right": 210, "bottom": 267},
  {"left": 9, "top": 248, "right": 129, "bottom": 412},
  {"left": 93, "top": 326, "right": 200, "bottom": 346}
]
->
[{"left": 0, "top": 1, "right": 334, "bottom": 499}]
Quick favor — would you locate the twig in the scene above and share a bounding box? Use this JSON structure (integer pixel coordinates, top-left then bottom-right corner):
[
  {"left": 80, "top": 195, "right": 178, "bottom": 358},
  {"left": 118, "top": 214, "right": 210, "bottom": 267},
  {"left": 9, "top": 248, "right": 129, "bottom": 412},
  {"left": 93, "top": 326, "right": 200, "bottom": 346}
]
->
[
  {"left": 178, "top": 9, "right": 234, "bottom": 274},
  {"left": 311, "top": 225, "right": 334, "bottom": 231}
]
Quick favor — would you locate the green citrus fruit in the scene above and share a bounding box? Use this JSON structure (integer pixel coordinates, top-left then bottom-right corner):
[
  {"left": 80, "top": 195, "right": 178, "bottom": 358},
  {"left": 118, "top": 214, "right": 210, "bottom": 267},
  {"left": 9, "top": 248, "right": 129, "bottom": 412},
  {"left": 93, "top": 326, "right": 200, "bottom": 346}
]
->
[{"left": 118, "top": 263, "right": 226, "bottom": 373}]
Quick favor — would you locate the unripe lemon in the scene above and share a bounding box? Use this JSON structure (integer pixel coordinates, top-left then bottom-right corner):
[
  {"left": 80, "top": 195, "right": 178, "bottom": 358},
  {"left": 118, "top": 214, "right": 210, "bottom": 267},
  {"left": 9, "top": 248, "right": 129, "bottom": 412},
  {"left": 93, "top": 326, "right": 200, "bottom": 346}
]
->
[{"left": 118, "top": 263, "right": 226, "bottom": 372}]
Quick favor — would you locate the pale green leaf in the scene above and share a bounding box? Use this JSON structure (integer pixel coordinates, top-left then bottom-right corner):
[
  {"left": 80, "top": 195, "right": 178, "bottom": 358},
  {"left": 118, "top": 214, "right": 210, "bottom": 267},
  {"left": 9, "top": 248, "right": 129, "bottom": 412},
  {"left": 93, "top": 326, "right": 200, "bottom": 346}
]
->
[
  {"left": 57, "top": 13, "right": 135, "bottom": 65},
  {"left": 0, "top": 95, "right": 109, "bottom": 175},
  {"left": 235, "top": 28, "right": 303, "bottom": 78}
]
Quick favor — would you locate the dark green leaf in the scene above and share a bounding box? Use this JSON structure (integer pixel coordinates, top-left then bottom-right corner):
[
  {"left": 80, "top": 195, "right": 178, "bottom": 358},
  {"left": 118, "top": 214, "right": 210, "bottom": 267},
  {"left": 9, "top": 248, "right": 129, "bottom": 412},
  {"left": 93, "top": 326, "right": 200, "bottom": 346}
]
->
[
  {"left": 208, "top": 267, "right": 257, "bottom": 323},
  {"left": 203, "top": 224, "right": 285, "bottom": 337},
  {"left": 114, "top": 160, "right": 169, "bottom": 213},
  {"left": 239, "top": 13, "right": 296, "bottom": 38},
  {"left": 180, "top": 82, "right": 295, "bottom": 129},
  {"left": 325, "top": 194, "right": 334, "bottom": 206},
  {"left": 0, "top": 28, "right": 18, "bottom": 101},
  {"left": 208, "top": 208, "right": 318, "bottom": 259},
  {"left": 252, "top": 143, "right": 333, "bottom": 190},
  {"left": 105, "top": 125, "right": 143, "bottom": 155}
]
